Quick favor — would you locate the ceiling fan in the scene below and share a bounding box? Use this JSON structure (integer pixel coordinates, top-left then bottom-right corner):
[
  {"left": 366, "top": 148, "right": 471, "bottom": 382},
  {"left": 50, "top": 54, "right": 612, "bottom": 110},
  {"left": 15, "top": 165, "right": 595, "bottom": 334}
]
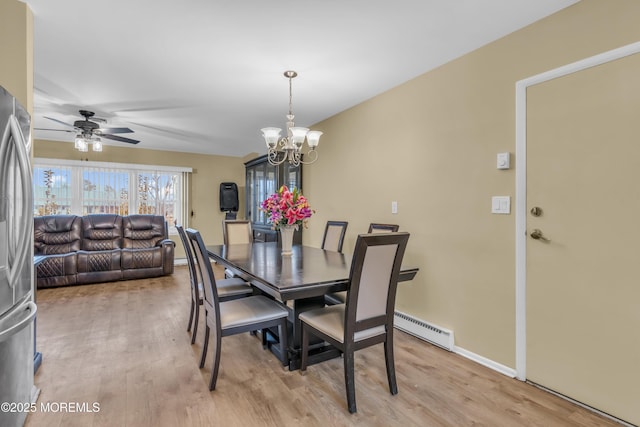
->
[{"left": 37, "top": 109, "right": 140, "bottom": 145}]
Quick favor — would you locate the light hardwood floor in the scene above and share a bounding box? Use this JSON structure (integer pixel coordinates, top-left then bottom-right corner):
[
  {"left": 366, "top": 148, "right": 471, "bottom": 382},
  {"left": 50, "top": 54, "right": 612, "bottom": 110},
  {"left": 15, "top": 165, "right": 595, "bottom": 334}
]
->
[{"left": 25, "top": 265, "right": 620, "bottom": 427}]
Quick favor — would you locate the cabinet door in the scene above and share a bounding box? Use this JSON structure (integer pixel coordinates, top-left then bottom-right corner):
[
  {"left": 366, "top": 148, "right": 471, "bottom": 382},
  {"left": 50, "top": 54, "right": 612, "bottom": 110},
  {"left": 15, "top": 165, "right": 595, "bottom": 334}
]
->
[
  {"left": 281, "top": 162, "right": 301, "bottom": 191},
  {"left": 245, "top": 167, "right": 256, "bottom": 222},
  {"left": 259, "top": 162, "right": 276, "bottom": 224},
  {"left": 280, "top": 162, "right": 302, "bottom": 244},
  {"left": 245, "top": 158, "right": 277, "bottom": 225}
]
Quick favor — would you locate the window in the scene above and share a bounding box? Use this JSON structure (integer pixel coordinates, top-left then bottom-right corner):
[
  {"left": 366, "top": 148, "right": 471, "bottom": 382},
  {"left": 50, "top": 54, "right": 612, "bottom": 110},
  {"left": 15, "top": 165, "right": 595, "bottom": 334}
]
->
[
  {"left": 82, "top": 167, "right": 130, "bottom": 215},
  {"left": 33, "top": 166, "right": 73, "bottom": 215},
  {"left": 33, "top": 159, "right": 191, "bottom": 234}
]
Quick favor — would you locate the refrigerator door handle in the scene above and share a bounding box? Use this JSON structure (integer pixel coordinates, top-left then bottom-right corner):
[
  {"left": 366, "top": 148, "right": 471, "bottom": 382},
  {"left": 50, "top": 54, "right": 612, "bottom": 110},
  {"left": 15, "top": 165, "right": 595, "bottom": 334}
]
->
[
  {"left": 0, "top": 300, "right": 36, "bottom": 343},
  {"left": 0, "top": 114, "right": 33, "bottom": 289}
]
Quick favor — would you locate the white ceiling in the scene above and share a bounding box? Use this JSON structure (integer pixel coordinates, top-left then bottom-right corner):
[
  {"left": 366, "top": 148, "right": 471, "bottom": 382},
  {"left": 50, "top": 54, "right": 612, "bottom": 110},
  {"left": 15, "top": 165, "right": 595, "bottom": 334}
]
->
[{"left": 24, "top": 0, "right": 579, "bottom": 157}]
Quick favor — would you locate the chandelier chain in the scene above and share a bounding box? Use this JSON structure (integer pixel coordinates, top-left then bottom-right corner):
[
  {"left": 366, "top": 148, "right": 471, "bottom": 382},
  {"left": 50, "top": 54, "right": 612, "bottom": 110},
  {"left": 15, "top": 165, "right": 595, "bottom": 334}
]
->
[{"left": 288, "top": 75, "right": 294, "bottom": 119}]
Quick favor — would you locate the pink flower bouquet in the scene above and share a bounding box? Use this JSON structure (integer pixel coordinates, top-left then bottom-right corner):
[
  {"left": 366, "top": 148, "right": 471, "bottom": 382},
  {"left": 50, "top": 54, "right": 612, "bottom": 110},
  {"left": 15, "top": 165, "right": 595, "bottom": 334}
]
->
[{"left": 260, "top": 185, "right": 314, "bottom": 230}]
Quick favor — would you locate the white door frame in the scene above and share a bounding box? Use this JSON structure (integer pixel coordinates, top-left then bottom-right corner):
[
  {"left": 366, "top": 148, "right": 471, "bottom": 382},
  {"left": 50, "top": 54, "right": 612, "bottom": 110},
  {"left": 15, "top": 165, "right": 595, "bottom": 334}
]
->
[{"left": 514, "top": 40, "right": 640, "bottom": 381}]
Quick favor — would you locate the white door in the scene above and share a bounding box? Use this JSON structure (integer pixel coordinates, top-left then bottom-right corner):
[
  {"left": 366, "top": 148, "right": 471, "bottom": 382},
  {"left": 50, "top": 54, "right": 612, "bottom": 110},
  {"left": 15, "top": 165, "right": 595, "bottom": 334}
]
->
[{"left": 526, "top": 52, "right": 640, "bottom": 425}]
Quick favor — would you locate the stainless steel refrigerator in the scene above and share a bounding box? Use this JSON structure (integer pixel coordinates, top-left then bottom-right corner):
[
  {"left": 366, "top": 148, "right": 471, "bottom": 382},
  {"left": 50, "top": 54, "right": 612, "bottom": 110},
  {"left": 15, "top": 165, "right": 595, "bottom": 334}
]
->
[{"left": 0, "top": 85, "right": 38, "bottom": 427}]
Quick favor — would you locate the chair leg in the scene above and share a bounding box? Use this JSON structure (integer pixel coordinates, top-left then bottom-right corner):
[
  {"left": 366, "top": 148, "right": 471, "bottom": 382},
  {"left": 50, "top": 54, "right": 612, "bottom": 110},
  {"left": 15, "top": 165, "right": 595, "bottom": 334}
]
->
[
  {"left": 199, "top": 325, "right": 210, "bottom": 369},
  {"left": 187, "top": 299, "right": 195, "bottom": 332},
  {"left": 384, "top": 335, "right": 398, "bottom": 395},
  {"left": 278, "top": 318, "right": 289, "bottom": 367},
  {"left": 300, "top": 324, "right": 309, "bottom": 371},
  {"left": 190, "top": 302, "right": 200, "bottom": 345},
  {"left": 343, "top": 350, "right": 357, "bottom": 413},
  {"left": 209, "top": 334, "right": 222, "bottom": 391},
  {"left": 261, "top": 329, "right": 268, "bottom": 349}
]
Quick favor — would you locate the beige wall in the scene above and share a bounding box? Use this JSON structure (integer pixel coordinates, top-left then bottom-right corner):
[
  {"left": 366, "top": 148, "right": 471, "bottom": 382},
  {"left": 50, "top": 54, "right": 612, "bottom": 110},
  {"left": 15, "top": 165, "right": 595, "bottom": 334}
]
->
[
  {"left": 0, "top": 0, "right": 33, "bottom": 112},
  {"left": 303, "top": 0, "right": 640, "bottom": 368},
  {"left": 33, "top": 140, "right": 247, "bottom": 259}
]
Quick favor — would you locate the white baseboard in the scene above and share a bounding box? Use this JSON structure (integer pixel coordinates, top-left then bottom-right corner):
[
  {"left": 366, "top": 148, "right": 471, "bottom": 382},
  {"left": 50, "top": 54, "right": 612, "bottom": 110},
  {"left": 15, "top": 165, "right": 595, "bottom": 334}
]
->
[{"left": 453, "top": 346, "right": 517, "bottom": 378}]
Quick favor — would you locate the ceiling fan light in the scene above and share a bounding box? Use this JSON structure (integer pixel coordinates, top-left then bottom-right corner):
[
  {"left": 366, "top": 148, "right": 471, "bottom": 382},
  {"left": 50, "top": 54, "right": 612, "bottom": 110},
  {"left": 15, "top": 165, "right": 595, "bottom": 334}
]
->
[
  {"left": 74, "top": 135, "right": 84, "bottom": 149},
  {"left": 92, "top": 138, "right": 103, "bottom": 152},
  {"left": 77, "top": 139, "right": 88, "bottom": 152}
]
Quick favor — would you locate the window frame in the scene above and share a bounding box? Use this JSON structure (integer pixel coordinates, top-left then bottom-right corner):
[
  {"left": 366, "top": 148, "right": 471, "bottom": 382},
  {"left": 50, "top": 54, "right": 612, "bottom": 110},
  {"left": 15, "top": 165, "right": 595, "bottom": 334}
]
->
[{"left": 33, "top": 158, "right": 192, "bottom": 235}]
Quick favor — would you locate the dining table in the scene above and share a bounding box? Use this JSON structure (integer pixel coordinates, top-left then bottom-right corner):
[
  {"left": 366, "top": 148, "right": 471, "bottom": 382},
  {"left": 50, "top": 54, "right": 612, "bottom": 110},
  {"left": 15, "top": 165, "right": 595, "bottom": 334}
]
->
[{"left": 206, "top": 242, "right": 418, "bottom": 370}]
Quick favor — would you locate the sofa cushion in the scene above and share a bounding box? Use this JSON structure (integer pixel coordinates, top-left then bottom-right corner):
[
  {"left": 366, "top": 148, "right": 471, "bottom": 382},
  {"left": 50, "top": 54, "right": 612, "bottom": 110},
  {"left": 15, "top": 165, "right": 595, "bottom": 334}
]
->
[
  {"left": 81, "top": 214, "right": 123, "bottom": 251},
  {"left": 121, "top": 247, "right": 163, "bottom": 269},
  {"left": 35, "top": 253, "right": 78, "bottom": 288},
  {"left": 77, "top": 249, "right": 122, "bottom": 273},
  {"left": 34, "top": 215, "right": 81, "bottom": 255},
  {"left": 122, "top": 215, "right": 167, "bottom": 249}
]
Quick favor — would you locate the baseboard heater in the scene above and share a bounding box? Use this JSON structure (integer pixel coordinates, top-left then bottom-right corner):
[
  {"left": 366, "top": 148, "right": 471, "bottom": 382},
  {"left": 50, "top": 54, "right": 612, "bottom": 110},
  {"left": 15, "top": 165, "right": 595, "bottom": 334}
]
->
[{"left": 394, "top": 311, "right": 454, "bottom": 351}]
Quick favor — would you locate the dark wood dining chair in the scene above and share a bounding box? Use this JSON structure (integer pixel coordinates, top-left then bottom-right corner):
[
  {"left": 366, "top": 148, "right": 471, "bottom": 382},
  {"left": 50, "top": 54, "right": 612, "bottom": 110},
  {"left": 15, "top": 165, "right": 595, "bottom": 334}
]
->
[
  {"left": 326, "top": 223, "right": 402, "bottom": 306},
  {"left": 176, "top": 225, "right": 253, "bottom": 345},
  {"left": 323, "top": 221, "right": 349, "bottom": 305},
  {"left": 222, "top": 219, "right": 253, "bottom": 245},
  {"left": 321, "top": 221, "right": 349, "bottom": 253},
  {"left": 300, "top": 232, "right": 410, "bottom": 413},
  {"left": 222, "top": 219, "right": 253, "bottom": 278},
  {"left": 186, "top": 228, "right": 289, "bottom": 390},
  {"left": 368, "top": 223, "right": 399, "bottom": 233}
]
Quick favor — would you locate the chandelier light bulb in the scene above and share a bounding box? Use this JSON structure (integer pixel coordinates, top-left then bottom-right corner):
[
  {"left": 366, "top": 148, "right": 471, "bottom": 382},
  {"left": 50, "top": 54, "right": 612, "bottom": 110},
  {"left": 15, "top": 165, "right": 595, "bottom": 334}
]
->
[
  {"left": 306, "top": 131, "right": 323, "bottom": 149},
  {"left": 261, "top": 127, "right": 281, "bottom": 149},
  {"left": 289, "top": 127, "right": 309, "bottom": 148}
]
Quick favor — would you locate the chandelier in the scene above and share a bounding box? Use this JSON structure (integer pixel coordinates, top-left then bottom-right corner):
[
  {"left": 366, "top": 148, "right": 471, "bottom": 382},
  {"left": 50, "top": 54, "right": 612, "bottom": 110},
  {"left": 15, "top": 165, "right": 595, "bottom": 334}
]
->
[
  {"left": 261, "top": 71, "right": 322, "bottom": 166},
  {"left": 74, "top": 134, "right": 102, "bottom": 152}
]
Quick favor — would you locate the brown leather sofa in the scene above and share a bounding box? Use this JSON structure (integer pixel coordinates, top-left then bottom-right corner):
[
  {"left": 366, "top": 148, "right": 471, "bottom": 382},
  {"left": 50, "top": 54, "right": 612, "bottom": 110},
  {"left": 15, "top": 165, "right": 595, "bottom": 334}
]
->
[{"left": 34, "top": 214, "right": 175, "bottom": 288}]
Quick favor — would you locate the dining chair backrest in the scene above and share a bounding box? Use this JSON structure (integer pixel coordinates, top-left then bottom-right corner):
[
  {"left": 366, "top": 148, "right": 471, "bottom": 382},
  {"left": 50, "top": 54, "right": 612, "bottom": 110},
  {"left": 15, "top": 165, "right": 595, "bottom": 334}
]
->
[
  {"left": 176, "top": 225, "right": 199, "bottom": 291},
  {"left": 321, "top": 221, "right": 349, "bottom": 253},
  {"left": 186, "top": 228, "right": 221, "bottom": 318},
  {"left": 367, "top": 223, "right": 399, "bottom": 233},
  {"left": 223, "top": 220, "right": 253, "bottom": 245},
  {"left": 177, "top": 224, "right": 205, "bottom": 344},
  {"left": 345, "top": 232, "right": 409, "bottom": 333}
]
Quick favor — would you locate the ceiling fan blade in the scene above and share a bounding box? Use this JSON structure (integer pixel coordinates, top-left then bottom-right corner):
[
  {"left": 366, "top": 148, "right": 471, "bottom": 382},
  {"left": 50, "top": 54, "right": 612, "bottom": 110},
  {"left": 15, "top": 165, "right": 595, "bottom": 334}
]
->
[
  {"left": 96, "top": 127, "right": 134, "bottom": 134},
  {"left": 34, "top": 127, "right": 75, "bottom": 133},
  {"left": 101, "top": 134, "right": 140, "bottom": 144},
  {"left": 127, "top": 121, "right": 204, "bottom": 139},
  {"left": 44, "top": 116, "right": 76, "bottom": 129}
]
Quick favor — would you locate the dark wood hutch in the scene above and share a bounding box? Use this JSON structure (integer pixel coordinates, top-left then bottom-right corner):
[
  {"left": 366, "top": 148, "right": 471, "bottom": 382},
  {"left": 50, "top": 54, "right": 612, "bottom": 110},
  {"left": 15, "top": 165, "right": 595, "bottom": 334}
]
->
[{"left": 244, "top": 154, "right": 302, "bottom": 244}]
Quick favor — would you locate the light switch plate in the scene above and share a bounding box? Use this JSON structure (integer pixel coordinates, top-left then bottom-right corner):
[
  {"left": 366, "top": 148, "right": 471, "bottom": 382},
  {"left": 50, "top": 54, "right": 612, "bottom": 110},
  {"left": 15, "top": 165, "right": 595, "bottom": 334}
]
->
[
  {"left": 497, "top": 152, "right": 510, "bottom": 170},
  {"left": 491, "top": 196, "right": 511, "bottom": 214}
]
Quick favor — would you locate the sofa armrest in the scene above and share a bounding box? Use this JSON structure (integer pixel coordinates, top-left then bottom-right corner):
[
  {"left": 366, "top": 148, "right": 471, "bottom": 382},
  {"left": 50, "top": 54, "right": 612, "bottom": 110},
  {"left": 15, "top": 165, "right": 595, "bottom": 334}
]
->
[{"left": 159, "top": 239, "right": 175, "bottom": 274}]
